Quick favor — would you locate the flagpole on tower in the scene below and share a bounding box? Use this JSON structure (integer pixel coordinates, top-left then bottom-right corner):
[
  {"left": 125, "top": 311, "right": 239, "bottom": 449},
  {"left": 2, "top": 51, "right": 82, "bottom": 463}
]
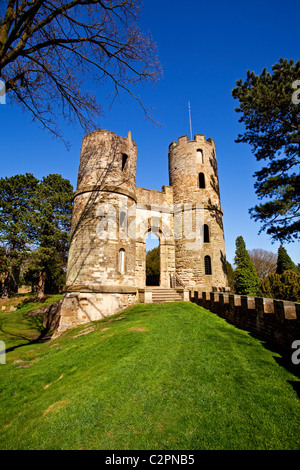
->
[{"left": 188, "top": 101, "right": 193, "bottom": 140}]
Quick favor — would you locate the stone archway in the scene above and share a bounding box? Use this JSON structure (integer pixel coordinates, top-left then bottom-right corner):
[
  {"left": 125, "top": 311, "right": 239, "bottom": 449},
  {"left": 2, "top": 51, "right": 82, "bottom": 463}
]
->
[
  {"left": 142, "top": 225, "right": 173, "bottom": 289},
  {"left": 135, "top": 211, "right": 175, "bottom": 289}
]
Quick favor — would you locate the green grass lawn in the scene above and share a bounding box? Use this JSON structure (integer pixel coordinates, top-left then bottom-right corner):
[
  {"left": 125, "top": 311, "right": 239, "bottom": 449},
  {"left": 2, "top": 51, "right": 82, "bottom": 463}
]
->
[
  {"left": 0, "top": 300, "right": 300, "bottom": 450},
  {"left": 0, "top": 294, "right": 63, "bottom": 350}
]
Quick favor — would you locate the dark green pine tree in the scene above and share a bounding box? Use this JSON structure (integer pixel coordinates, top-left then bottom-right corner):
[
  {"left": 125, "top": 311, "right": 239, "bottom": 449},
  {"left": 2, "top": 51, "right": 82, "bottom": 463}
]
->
[
  {"left": 276, "top": 245, "right": 299, "bottom": 275},
  {"left": 234, "top": 236, "right": 260, "bottom": 295},
  {"left": 0, "top": 173, "right": 39, "bottom": 294},
  {"left": 232, "top": 58, "right": 300, "bottom": 243},
  {"left": 0, "top": 173, "right": 74, "bottom": 298},
  {"left": 30, "top": 174, "right": 74, "bottom": 300}
]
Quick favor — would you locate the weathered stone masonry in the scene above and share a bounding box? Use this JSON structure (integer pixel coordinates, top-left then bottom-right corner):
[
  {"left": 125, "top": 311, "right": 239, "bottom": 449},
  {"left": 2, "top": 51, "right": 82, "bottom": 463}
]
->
[{"left": 55, "top": 129, "right": 228, "bottom": 335}]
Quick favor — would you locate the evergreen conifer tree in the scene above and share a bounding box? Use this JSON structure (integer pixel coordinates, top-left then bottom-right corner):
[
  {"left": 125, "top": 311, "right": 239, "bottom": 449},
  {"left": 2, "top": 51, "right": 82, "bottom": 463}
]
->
[
  {"left": 232, "top": 58, "right": 300, "bottom": 243},
  {"left": 276, "top": 245, "right": 299, "bottom": 275},
  {"left": 0, "top": 173, "right": 73, "bottom": 297},
  {"left": 234, "top": 236, "right": 260, "bottom": 295},
  {"left": 0, "top": 173, "right": 39, "bottom": 294}
]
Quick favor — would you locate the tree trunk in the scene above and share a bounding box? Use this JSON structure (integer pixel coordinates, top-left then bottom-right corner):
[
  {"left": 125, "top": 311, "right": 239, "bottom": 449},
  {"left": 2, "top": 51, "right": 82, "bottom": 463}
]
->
[
  {"left": 2, "top": 270, "right": 18, "bottom": 297},
  {"left": 1, "top": 284, "right": 8, "bottom": 298},
  {"left": 11, "top": 265, "right": 20, "bottom": 293},
  {"left": 37, "top": 271, "right": 46, "bottom": 301}
]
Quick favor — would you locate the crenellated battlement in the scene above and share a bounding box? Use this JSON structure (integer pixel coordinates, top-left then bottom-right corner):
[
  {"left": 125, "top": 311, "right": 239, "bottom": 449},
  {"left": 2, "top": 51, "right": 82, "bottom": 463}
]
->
[
  {"left": 190, "top": 290, "right": 300, "bottom": 349},
  {"left": 82, "top": 128, "right": 137, "bottom": 147},
  {"left": 169, "top": 134, "right": 215, "bottom": 149}
]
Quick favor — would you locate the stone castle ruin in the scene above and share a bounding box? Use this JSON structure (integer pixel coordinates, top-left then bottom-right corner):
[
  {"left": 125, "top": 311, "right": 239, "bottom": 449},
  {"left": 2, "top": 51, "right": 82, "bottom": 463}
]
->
[{"left": 56, "top": 129, "right": 228, "bottom": 335}]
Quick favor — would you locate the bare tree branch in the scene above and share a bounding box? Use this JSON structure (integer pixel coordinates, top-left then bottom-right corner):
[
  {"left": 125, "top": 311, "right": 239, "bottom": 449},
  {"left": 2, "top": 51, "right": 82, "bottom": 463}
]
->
[{"left": 0, "top": 0, "right": 161, "bottom": 141}]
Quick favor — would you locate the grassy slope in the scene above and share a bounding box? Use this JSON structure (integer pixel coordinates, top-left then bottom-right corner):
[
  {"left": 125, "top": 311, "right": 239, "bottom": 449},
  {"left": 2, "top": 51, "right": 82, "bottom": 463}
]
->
[
  {"left": 0, "top": 300, "right": 300, "bottom": 450},
  {"left": 0, "top": 295, "right": 63, "bottom": 349}
]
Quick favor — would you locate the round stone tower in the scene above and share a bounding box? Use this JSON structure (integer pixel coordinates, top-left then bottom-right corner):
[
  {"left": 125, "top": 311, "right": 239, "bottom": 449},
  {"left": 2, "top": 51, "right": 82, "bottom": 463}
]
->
[
  {"left": 57, "top": 129, "right": 138, "bottom": 334},
  {"left": 168, "top": 134, "right": 228, "bottom": 291}
]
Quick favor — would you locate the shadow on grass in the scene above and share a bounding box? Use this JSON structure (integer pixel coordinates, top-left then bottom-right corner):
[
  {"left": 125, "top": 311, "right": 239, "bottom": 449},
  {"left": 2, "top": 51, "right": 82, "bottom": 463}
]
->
[
  {"left": 247, "top": 331, "right": 300, "bottom": 376},
  {"left": 0, "top": 311, "right": 52, "bottom": 354},
  {"left": 269, "top": 345, "right": 300, "bottom": 398},
  {"left": 237, "top": 326, "right": 300, "bottom": 399},
  {"left": 201, "top": 306, "right": 300, "bottom": 400}
]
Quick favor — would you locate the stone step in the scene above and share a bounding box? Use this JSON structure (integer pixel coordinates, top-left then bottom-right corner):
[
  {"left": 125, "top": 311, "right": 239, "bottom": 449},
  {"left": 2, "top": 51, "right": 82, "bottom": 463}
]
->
[
  {"left": 150, "top": 288, "right": 183, "bottom": 292},
  {"left": 152, "top": 296, "right": 182, "bottom": 302},
  {"left": 140, "top": 287, "right": 186, "bottom": 303},
  {"left": 151, "top": 289, "right": 183, "bottom": 302},
  {"left": 152, "top": 291, "right": 182, "bottom": 294},
  {"left": 152, "top": 296, "right": 182, "bottom": 300}
]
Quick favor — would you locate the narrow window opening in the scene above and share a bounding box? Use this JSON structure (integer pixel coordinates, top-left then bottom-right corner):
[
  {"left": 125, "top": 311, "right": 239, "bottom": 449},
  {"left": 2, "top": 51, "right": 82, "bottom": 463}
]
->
[
  {"left": 122, "top": 153, "right": 128, "bottom": 171},
  {"left": 199, "top": 172, "right": 205, "bottom": 189},
  {"left": 119, "top": 248, "right": 125, "bottom": 274},
  {"left": 120, "top": 211, "right": 126, "bottom": 227},
  {"left": 204, "top": 255, "right": 212, "bottom": 275},
  {"left": 119, "top": 211, "right": 127, "bottom": 238},
  {"left": 197, "top": 149, "right": 203, "bottom": 164},
  {"left": 204, "top": 224, "right": 210, "bottom": 243}
]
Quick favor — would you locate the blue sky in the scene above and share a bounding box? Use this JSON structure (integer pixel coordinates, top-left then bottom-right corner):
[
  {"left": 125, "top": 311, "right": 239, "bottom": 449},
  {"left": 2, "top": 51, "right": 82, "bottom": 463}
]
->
[{"left": 0, "top": 0, "right": 299, "bottom": 265}]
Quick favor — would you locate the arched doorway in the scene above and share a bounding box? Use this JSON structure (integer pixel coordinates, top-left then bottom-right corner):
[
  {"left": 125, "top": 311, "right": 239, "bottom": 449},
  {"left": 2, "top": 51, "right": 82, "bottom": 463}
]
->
[{"left": 146, "top": 232, "right": 160, "bottom": 286}]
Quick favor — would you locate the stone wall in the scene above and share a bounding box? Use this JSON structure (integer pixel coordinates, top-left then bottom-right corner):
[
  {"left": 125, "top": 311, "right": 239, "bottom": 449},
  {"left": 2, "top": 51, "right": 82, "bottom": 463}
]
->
[
  {"left": 66, "top": 129, "right": 138, "bottom": 294},
  {"left": 55, "top": 289, "right": 137, "bottom": 336},
  {"left": 55, "top": 129, "right": 139, "bottom": 336},
  {"left": 168, "top": 134, "right": 228, "bottom": 290},
  {"left": 190, "top": 290, "right": 300, "bottom": 349},
  {"left": 40, "top": 299, "right": 63, "bottom": 333}
]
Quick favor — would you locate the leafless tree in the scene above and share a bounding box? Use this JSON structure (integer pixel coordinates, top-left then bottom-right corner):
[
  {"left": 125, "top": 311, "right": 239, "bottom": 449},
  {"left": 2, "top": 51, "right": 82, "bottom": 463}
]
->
[
  {"left": 0, "top": 0, "right": 161, "bottom": 142},
  {"left": 248, "top": 248, "right": 277, "bottom": 280}
]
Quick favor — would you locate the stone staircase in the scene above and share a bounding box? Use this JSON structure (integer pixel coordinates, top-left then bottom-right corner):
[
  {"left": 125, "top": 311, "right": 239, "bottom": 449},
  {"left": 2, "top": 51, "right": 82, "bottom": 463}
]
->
[{"left": 151, "top": 287, "right": 184, "bottom": 303}]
